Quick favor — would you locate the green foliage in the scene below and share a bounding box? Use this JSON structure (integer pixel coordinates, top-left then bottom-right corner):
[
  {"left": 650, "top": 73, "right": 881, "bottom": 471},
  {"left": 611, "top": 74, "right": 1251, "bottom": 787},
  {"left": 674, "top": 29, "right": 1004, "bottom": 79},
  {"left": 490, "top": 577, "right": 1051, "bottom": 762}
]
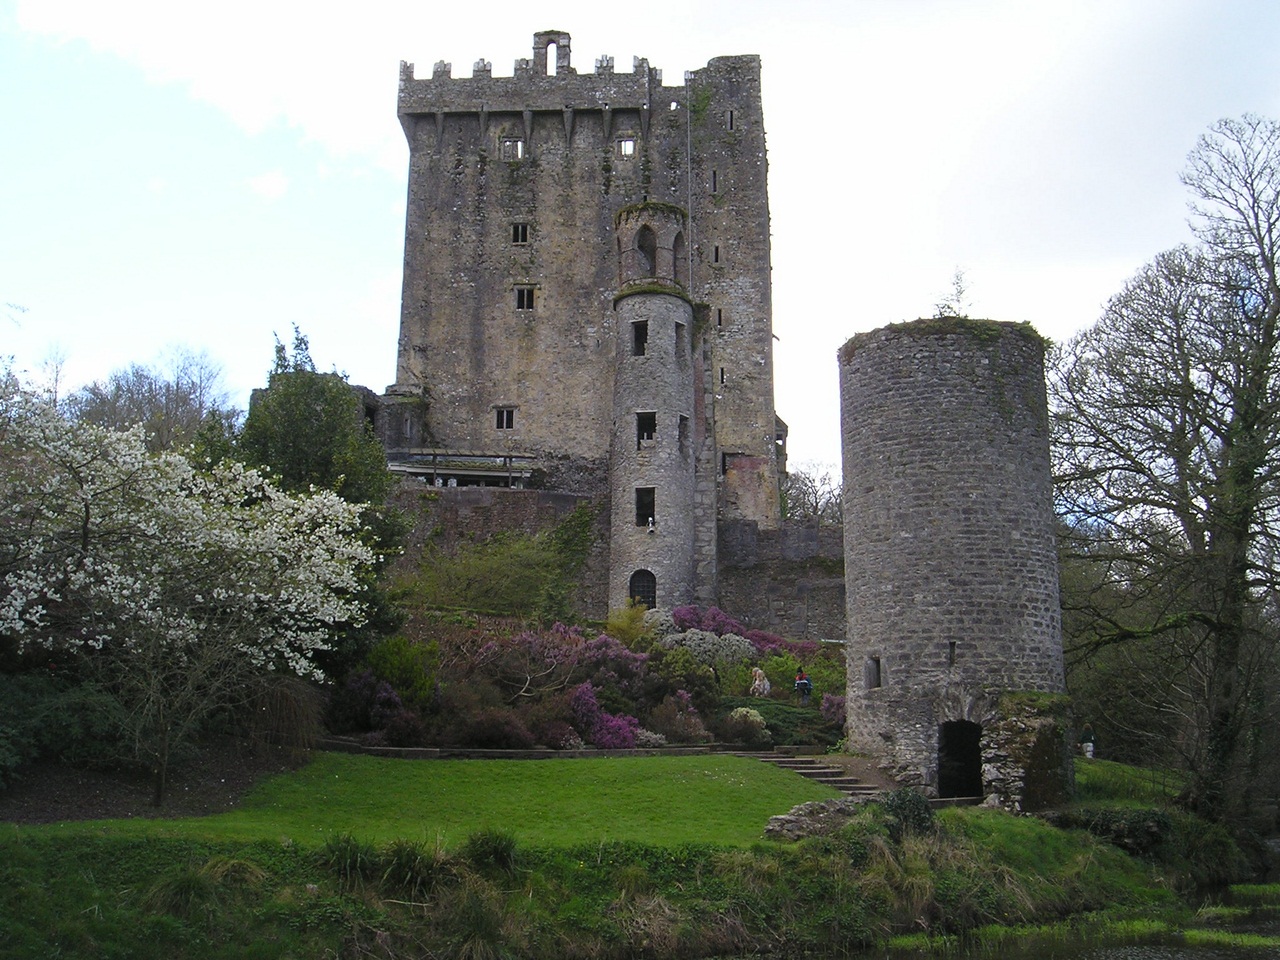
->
[
  {"left": 461, "top": 828, "right": 519, "bottom": 876},
  {"left": 365, "top": 635, "right": 440, "bottom": 714},
  {"left": 316, "top": 833, "right": 380, "bottom": 887},
  {"left": 604, "top": 601, "right": 651, "bottom": 647},
  {"left": 1075, "top": 758, "right": 1182, "bottom": 806},
  {"left": 238, "top": 331, "right": 392, "bottom": 507},
  {"left": 718, "top": 696, "right": 843, "bottom": 747},
  {"left": 882, "top": 788, "right": 936, "bottom": 840},
  {"left": 408, "top": 504, "right": 597, "bottom": 620}
]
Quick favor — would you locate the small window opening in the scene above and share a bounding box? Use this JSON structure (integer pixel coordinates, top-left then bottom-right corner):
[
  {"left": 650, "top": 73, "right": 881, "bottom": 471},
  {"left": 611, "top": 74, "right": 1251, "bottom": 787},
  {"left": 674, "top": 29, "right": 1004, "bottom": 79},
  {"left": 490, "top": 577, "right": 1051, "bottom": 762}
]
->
[
  {"left": 636, "top": 412, "right": 656, "bottom": 448},
  {"left": 678, "top": 415, "right": 689, "bottom": 451},
  {"left": 711, "top": 169, "right": 718, "bottom": 193},
  {"left": 675, "top": 321, "right": 686, "bottom": 354},
  {"left": 669, "top": 100, "right": 679, "bottom": 111},
  {"left": 865, "top": 657, "right": 882, "bottom": 690},
  {"left": 719, "top": 367, "right": 726, "bottom": 384},
  {"left": 635, "top": 487, "right": 655, "bottom": 527},
  {"left": 500, "top": 137, "right": 526, "bottom": 161},
  {"left": 515, "top": 286, "right": 535, "bottom": 310},
  {"left": 547, "top": 42, "right": 557, "bottom": 76},
  {"left": 673, "top": 231, "right": 687, "bottom": 286},
  {"left": 511, "top": 222, "right": 529, "bottom": 244},
  {"left": 495, "top": 407, "right": 515, "bottom": 430},
  {"left": 629, "top": 569, "right": 657, "bottom": 608},
  {"left": 713, "top": 244, "right": 720, "bottom": 263},
  {"left": 617, "top": 137, "right": 636, "bottom": 158},
  {"left": 948, "top": 641, "right": 957, "bottom": 666},
  {"left": 716, "top": 308, "right": 723, "bottom": 327},
  {"left": 632, "top": 320, "right": 649, "bottom": 356},
  {"left": 726, "top": 109, "right": 735, "bottom": 130}
]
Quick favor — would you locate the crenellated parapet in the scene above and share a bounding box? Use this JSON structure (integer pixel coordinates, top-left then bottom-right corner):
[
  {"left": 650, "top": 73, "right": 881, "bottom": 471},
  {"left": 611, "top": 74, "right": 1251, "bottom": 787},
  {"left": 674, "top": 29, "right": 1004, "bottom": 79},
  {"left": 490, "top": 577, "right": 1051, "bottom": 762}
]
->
[{"left": 398, "top": 31, "right": 672, "bottom": 138}]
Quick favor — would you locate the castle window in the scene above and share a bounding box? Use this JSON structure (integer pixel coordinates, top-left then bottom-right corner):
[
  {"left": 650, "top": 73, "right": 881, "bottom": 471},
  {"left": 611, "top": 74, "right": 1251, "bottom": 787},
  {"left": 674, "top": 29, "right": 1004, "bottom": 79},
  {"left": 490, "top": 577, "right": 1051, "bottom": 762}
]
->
[
  {"left": 865, "top": 657, "right": 882, "bottom": 690},
  {"left": 511, "top": 222, "right": 529, "bottom": 244},
  {"left": 636, "top": 411, "right": 656, "bottom": 448},
  {"left": 515, "top": 285, "right": 535, "bottom": 310},
  {"left": 632, "top": 320, "right": 648, "bottom": 356},
  {"left": 713, "top": 244, "right": 721, "bottom": 264},
  {"left": 726, "top": 109, "right": 735, "bottom": 130},
  {"left": 720, "top": 367, "right": 726, "bottom": 384},
  {"left": 500, "top": 137, "right": 526, "bottom": 161},
  {"left": 711, "top": 169, "right": 718, "bottom": 193},
  {"left": 495, "top": 407, "right": 515, "bottom": 430},
  {"left": 716, "top": 308, "right": 723, "bottom": 327},
  {"left": 629, "top": 569, "right": 657, "bottom": 608},
  {"left": 635, "top": 487, "right": 655, "bottom": 527},
  {"left": 617, "top": 137, "right": 636, "bottom": 158},
  {"left": 673, "top": 231, "right": 687, "bottom": 286},
  {"left": 675, "top": 321, "right": 686, "bottom": 354},
  {"left": 678, "top": 415, "right": 689, "bottom": 452},
  {"left": 948, "top": 641, "right": 957, "bottom": 666}
]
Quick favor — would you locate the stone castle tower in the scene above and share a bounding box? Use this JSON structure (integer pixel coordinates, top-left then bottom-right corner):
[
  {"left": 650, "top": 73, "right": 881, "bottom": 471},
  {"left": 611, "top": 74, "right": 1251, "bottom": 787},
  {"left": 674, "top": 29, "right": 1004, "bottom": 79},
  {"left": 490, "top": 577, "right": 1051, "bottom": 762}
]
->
[
  {"left": 838, "top": 319, "right": 1069, "bottom": 809},
  {"left": 379, "top": 31, "right": 785, "bottom": 611}
]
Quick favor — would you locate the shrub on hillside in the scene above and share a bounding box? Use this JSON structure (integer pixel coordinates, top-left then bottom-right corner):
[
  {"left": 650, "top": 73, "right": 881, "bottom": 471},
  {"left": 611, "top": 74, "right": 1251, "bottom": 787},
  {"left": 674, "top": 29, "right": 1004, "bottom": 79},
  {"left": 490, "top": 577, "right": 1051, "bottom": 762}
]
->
[
  {"left": 719, "top": 706, "right": 771, "bottom": 749},
  {"left": 647, "top": 691, "right": 711, "bottom": 744},
  {"left": 456, "top": 708, "right": 535, "bottom": 750}
]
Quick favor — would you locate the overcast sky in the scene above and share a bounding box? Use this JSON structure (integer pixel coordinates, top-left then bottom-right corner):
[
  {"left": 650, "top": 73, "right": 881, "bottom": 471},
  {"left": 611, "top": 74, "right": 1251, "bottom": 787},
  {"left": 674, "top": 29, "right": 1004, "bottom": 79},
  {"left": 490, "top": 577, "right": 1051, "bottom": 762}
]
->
[{"left": 4, "top": 0, "right": 1279, "bottom": 468}]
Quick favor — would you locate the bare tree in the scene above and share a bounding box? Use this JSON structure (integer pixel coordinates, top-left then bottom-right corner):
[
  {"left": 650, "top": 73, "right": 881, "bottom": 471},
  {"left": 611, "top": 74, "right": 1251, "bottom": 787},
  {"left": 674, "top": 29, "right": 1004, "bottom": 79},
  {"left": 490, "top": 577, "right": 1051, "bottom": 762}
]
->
[
  {"left": 65, "top": 349, "right": 239, "bottom": 453},
  {"left": 781, "top": 461, "right": 842, "bottom": 525},
  {"left": 1051, "top": 115, "right": 1280, "bottom": 820}
]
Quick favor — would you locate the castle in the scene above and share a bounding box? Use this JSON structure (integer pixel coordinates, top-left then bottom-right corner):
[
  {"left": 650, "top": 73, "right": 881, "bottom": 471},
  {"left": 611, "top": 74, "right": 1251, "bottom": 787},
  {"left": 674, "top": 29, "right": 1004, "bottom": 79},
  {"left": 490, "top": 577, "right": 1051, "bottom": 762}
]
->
[
  {"left": 376, "top": 30, "right": 785, "bottom": 613},
  {"left": 371, "top": 33, "right": 1069, "bottom": 807}
]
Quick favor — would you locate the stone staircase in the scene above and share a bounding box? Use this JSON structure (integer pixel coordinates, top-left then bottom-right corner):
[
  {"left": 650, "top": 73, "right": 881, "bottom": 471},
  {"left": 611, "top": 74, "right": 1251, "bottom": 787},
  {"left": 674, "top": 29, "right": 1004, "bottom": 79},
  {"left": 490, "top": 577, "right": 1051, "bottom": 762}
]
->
[{"left": 734, "top": 749, "right": 884, "bottom": 799}]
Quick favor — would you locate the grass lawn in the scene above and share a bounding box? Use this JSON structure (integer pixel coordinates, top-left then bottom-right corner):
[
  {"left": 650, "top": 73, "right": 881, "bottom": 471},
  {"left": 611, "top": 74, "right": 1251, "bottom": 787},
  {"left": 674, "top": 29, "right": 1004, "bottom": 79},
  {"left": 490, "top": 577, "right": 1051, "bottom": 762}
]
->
[{"left": 15, "top": 751, "right": 841, "bottom": 847}]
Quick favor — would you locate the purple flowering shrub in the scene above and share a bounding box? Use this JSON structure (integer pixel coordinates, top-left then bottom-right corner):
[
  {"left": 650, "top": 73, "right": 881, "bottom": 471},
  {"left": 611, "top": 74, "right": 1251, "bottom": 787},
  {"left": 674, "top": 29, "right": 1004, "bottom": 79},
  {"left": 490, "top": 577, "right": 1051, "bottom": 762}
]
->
[
  {"left": 570, "top": 682, "right": 640, "bottom": 749},
  {"left": 670, "top": 605, "right": 746, "bottom": 636}
]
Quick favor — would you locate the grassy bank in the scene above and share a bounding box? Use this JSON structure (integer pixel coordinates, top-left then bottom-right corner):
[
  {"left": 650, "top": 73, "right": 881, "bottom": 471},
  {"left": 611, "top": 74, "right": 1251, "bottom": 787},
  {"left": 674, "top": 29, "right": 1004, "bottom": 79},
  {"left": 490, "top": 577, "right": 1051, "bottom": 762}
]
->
[{"left": 0, "top": 753, "right": 1273, "bottom": 959}]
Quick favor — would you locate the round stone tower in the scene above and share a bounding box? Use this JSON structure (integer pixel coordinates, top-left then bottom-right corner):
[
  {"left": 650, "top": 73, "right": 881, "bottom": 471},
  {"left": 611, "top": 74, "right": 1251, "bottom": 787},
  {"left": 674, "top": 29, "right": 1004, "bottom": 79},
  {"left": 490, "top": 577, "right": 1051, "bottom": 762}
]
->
[
  {"left": 608, "top": 203, "right": 697, "bottom": 611},
  {"left": 838, "top": 318, "right": 1068, "bottom": 810}
]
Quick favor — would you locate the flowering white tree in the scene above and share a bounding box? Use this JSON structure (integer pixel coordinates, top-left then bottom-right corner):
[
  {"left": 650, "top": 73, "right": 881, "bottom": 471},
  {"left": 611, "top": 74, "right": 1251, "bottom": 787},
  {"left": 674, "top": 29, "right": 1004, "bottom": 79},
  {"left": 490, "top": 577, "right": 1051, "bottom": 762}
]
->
[{"left": 0, "top": 375, "right": 375, "bottom": 803}]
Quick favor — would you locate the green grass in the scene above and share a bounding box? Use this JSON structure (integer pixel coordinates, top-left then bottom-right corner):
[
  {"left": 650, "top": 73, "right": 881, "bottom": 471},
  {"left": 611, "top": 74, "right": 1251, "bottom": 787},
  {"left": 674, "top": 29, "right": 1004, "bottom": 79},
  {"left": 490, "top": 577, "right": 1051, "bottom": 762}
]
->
[
  {"left": 12, "top": 752, "right": 840, "bottom": 847},
  {"left": 1074, "top": 757, "right": 1182, "bottom": 806}
]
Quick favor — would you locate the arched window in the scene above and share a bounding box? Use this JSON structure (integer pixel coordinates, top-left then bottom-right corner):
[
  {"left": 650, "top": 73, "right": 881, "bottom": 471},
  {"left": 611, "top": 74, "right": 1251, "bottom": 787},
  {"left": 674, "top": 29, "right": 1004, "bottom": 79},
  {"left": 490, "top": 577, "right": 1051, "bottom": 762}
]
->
[
  {"left": 629, "top": 569, "right": 657, "bottom": 608},
  {"left": 672, "top": 231, "right": 687, "bottom": 287},
  {"left": 636, "top": 226, "right": 657, "bottom": 278}
]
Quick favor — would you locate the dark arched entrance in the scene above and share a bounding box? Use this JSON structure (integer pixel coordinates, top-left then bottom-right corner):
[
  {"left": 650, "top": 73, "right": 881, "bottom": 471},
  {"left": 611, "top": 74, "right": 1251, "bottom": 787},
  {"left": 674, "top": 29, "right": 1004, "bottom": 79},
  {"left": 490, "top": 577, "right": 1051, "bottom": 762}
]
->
[
  {"left": 938, "top": 720, "right": 983, "bottom": 798},
  {"left": 628, "top": 569, "right": 657, "bottom": 609}
]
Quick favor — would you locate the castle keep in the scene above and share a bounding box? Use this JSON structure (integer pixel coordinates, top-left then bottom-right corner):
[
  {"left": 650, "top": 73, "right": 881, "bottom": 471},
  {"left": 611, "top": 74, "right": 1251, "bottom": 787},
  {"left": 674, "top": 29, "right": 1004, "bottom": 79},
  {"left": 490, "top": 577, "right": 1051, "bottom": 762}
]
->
[{"left": 379, "top": 31, "right": 785, "bottom": 611}]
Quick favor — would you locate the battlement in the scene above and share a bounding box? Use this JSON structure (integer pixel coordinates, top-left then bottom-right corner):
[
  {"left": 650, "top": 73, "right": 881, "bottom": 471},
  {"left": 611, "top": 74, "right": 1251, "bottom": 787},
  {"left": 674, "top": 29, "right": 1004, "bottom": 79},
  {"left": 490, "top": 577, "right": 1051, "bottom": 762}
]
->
[{"left": 398, "top": 30, "right": 681, "bottom": 122}]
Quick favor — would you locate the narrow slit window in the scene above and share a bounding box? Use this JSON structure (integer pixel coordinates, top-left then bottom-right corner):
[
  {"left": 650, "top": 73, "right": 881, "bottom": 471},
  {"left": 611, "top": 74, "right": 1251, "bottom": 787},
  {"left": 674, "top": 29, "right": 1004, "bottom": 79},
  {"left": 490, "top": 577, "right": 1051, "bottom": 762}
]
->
[
  {"left": 617, "top": 137, "right": 636, "bottom": 158},
  {"left": 948, "top": 641, "right": 957, "bottom": 666},
  {"left": 678, "top": 415, "right": 689, "bottom": 451},
  {"left": 511, "top": 222, "right": 529, "bottom": 244},
  {"left": 635, "top": 487, "right": 655, "bottom": 527},
  {"left": 716, "top": 308, "right": 723, "bottom": 327},
  {"left": 500, "top": 137, "right": 526, "bottom": 161},
  {"left": 711, "top": 169, "right": 718, "bottom": 193},
  {"left": 675, "top": 321, "right": 686, "bottom": 354},
  {"left": 726, "top": 109, "right": 735, "bottom": 130},
  {"left": 495, "top": 407, "right": 515, "bottom": 430},
  {"left": 720, "top": 367, "right": 726, "bottom": 384},
  {"left": 713, "top": 245, "right": 720, "bottom": 263},
  {"left": 636, "top": 411, "right": 656, "bottom": 448},
  {"left": 866, "top": 657, "right": 882, "bottom": 690},
  {"left": 515, "top": 286, "right": 535, "bottom": 310},
  {"left": 632, "top": 320, "right": 649, "bottom": 356}
]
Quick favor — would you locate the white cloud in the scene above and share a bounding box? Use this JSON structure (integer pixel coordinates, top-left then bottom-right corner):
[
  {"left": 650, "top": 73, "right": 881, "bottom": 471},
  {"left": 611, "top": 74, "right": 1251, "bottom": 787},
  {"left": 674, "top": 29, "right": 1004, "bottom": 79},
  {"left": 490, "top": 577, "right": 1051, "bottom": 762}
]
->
[{"left": 247, "top": 170, "right": 290, "bottom": 201}]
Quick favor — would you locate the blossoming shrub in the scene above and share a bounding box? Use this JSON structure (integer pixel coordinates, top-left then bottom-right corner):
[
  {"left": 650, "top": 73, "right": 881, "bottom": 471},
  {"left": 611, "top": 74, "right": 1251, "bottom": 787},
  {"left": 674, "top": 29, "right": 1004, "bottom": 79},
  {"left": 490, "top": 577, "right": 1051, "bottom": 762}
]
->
[{"left": 719, "top": 706, "right": 772, "bottom": 749}]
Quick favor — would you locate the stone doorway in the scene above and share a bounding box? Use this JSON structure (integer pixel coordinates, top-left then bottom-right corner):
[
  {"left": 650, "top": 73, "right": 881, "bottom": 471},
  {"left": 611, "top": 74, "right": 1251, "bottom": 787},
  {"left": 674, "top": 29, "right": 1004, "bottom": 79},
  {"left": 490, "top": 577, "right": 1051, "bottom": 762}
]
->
[{"left": 938, "top": 720, "right": 983, "bottom": 798}]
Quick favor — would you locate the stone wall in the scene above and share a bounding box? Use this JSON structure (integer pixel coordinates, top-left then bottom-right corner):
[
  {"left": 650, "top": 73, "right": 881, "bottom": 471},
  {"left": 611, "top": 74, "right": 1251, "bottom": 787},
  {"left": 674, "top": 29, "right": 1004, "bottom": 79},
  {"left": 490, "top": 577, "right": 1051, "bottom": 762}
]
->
[
  {"left": 717, "top": 520, "right": 845, "bottom": 640},
  {"left": 388, "top": 480, "right": 610, "bottom": 616}
]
